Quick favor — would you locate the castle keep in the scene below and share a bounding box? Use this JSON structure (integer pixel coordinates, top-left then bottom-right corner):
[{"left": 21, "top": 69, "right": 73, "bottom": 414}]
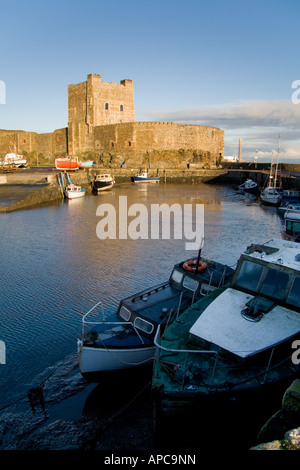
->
[
  {"left": 0, "top": 73, "right": 224, "bottom": 167},
  {"left": 68, "top": 74, "right": 135, "bottom": 154}
]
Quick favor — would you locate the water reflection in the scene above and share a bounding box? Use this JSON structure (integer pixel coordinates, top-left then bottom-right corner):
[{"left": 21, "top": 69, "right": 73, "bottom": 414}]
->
[{"left": 0, "top": 183, "right": 283, "bottom": 413}]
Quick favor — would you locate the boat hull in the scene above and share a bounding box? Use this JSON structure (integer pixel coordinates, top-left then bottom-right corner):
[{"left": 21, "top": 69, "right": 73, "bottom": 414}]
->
[
  {"left": 260, "top": 196, "right": 282, "bottom": 206},
  {"left": 131, "top": 176, "right": 160, "bottom": 183},
  {"left": 80, "top": 161, "right": 96, "bottom": 169},
  {"left": 260, "top": 187, "right": 282, "bottom": 206},
  {"left": 55, "top": 158, "right": 80, "bottom": 170},
  {"left": 153, "top": 366, "right": 300, "bottom": 422},
  {"left": 78, "top": 343, "right": 155, "bottom": 375},
  {"left": 238, "top": 180, "right": 258, "bottom": 194},
  {"left": 93, "top": 181, "right": 115, "bottom": 192},
  {"left": 239, "top": 187, "right": 258, "bottom": 194},
  {"left": 65, "top": 189, "right": 85, "bottom": 199}
]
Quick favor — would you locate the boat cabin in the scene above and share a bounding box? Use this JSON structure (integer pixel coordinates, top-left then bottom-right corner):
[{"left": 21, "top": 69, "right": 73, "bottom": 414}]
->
[
  {"left": 115, "top": 258, "right": 234, "bottom": 342},
  {"left": 282, "top": 212, "right": 300, "bottom": 242},
  {"left": 189, "top": 240, "right": 300, "bottom": 366}
]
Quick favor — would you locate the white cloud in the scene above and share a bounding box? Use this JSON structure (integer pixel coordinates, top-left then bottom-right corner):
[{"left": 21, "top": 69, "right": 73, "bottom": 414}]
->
[{"left": 145, "top": 99, "right": 300, "bottom": 162}]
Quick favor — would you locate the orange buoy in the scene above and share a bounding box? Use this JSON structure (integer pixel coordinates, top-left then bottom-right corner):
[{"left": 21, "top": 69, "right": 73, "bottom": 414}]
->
[{"left": 183, "top": 260, "right": 207, "bottom": 272}]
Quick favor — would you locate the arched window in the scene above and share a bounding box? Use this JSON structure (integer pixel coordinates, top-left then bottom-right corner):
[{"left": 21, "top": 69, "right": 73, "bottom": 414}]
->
[
  {"left": 120, "top": 104, "right": 123, "bottom": 111},
  {"left": 105, "top": 103, "right": 109, "bottom": 110}
]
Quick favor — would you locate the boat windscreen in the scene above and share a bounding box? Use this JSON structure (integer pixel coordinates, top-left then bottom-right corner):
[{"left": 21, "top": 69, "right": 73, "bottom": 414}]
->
[
  {"left": 234, "top": 260, "right": 264, "bottom": 291},
  {"left": 259, "top": 268, "right": 290, "bottom": 300},
  {"left": 286, "top": 276, "right": 300, "bottom": 307},
  {"left": 171, "top": 269, "right": 183, "bottom": 284}
]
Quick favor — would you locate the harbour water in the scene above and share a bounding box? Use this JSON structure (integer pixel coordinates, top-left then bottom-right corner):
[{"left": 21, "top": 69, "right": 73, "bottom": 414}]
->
[{"left": 0, "top": 182, "right": 284, "bottom": 450}]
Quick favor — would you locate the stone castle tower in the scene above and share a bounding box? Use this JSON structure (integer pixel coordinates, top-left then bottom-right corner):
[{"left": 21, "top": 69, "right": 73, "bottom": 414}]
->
[{"left": 68, "top": 74, "right": 135, "bottom": 154}]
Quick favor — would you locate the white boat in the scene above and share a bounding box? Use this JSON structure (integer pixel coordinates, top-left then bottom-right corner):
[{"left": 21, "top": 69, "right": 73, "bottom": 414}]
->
[
  {"left": 153, "top": 238, "right": 300, "bottom": 419},
  {"left": 260, "top": 184, "right": 282, "bottom": 206},
  {"left": 92, "top": 174, "right": 115, "bottom": 192},
  {"left": 77, "top": 250, "right": 234, "bottom": 380},
  {"left": 64, "top": 184, "right": 85, "bottom": 199},
  {"left": 1, "top": 152, "right": 27, "bottom": 168},
  {"left": 131, "top": 172, "right": 160, "bottom": 183}
]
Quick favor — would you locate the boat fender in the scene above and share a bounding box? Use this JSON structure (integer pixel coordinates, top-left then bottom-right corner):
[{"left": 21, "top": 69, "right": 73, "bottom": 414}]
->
[{"left": 183, "top": 260, "right": 207, "bottom": 272}]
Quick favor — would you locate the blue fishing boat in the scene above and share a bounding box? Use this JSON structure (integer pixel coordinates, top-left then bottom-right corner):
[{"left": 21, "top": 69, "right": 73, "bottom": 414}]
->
[
  {"left": 77, "top": 246, "right": 234, "bottom": 380},
  {"left": 131, "top": 172, "right": 160, "bottom": 183},
  {"left": 238, "top": 178, "right": 258, "bottom": 194}
]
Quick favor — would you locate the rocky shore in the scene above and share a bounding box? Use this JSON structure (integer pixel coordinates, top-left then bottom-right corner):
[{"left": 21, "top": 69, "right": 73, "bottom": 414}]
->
[
  {"left": 251, "top": 379, "right": 300, "bottom": 450},
  {"left": 1, "top": 376, "right": 299, "bottom": 452}
]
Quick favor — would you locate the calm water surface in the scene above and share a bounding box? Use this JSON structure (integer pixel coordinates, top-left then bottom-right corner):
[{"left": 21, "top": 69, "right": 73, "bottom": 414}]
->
[{"left": 0, "top": 182, "right": 284, "bottom": 444}]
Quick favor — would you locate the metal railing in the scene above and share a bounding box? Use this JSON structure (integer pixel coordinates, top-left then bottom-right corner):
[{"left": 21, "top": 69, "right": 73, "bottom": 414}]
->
[
  {"left": 81, "top": 300, "right": 146, "bottom": 345},
  {"left": 154, "top": 325, "right": 285, "bottom": 391}
]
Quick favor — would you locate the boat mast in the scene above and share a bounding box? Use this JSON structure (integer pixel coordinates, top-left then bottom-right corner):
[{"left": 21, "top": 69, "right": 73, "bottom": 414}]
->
[
  {"left": 196, "top": 237, "right": 204, "bottom": 266},
  {"left": 274, "top": 134, "right": 280, "bottom": 188},
  {"left": 269, "top": 151, "right": 274, "bottom": 188}
]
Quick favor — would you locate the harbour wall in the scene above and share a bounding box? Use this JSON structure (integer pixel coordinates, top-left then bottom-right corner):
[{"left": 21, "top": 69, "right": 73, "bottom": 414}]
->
[{"left": 0, "top": 165, "right": 300, "bottom": 212}]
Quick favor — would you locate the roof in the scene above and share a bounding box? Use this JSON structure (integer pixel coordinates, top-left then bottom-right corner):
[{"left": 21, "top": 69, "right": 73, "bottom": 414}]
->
[
  {"left": 244, "top": 238, "right": 300, "bottom": 272},
  {"left": 189, "top": 288, "right": 300, "bottom": 358}
]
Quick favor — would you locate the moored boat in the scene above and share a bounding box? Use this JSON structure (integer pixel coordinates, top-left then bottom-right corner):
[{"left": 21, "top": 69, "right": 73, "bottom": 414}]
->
[
  {"left": 260, "top": 185, "right": 282, "bottom": 206},
  {"left": 1, "top": 152, "right": 27, "bottom": 168},
  {"left": 281, "top": 210, "right": 300, "bottom": 242},
  {"left": 277, "top": 200, "right": 300, "bottom": 215},
  {"left": 260, "top": 140, "right": 282, "bottom": 206},
  {"left": 282, "top": 189, "right": 300, "bottom": 201},
  {"left": 131, "top": 172, "right": 160, "bottom": 183},
  {"left": 92, "top": 174, "right": 115, "bottom": 192},
  {"left": 55, "top": 157, "right": 81, "bottom": 171},
  {"left": 80, "top": 160, "right": 96, "bottom": 169},
  {"left": 153, "top": 239, "right": 300, "bottom": 420},
  {"left": 64, "top": 184, "right": 85, "bottom": 199},
  {"left": 77, "top": 249, "right": 234, "bottom": 380},
  {"left": 238, "top": 178, "right": 258, "bottom": 194}
]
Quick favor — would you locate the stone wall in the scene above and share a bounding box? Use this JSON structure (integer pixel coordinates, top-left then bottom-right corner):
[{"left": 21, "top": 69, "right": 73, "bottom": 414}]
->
[
  {"left": 91, "top": 121, "right": 224, "bottom": 167},
  {"left": 0, "top": 128, "right": 68, "bottom": 158}
]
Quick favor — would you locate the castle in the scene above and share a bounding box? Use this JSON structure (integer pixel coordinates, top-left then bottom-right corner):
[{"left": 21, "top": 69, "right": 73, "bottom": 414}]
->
[{"left": 0, "top": 74, "right": 224, "bottom": 167}]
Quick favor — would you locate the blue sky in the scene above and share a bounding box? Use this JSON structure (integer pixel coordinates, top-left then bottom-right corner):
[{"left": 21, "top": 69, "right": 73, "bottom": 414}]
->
[{"left": 1, "top": 0, "right": 300, "bottom": 162}]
